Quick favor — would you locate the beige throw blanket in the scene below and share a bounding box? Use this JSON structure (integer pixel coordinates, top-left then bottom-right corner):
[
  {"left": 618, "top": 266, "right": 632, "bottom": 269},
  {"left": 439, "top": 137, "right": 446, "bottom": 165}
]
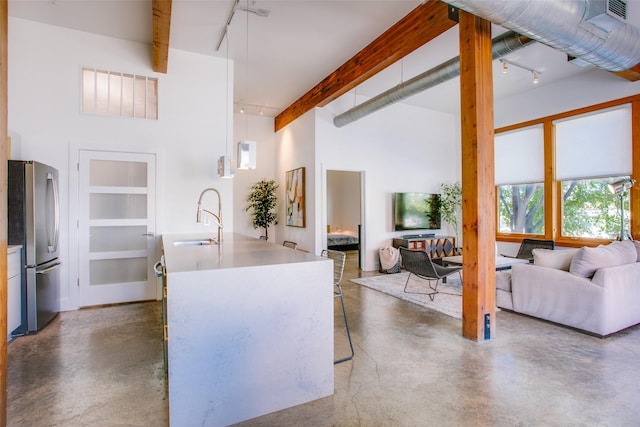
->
[{"left": 379, "top": 246, "right": 400, "bottom": 270}]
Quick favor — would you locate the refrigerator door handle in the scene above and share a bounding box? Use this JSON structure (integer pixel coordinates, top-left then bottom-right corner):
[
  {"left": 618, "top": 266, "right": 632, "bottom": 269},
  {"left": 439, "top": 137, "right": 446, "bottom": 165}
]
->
[
  {"left": 47, "top": 172, "right": 60, "bottom": 253},
  {"left": 36, "top": 262, "right": 62, "bottom": 274}
]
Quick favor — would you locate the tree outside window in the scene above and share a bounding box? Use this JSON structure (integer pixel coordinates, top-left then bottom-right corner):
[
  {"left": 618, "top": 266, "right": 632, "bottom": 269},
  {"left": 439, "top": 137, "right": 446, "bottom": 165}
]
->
[
  {"left": 498, "top": 177, "right": 629, "bottom": 239},
  {"left": 561, "top": 177, "right": 629, "bottom": 239},
  {"left": 498, "top": 183, "right": 544, "bottom": 234}
]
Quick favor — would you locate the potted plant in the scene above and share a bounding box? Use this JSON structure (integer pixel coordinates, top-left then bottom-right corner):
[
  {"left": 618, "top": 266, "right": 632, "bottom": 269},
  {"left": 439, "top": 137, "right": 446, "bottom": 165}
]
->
[
  {"left": 246, "top": 179, "right": 279, "bottom": 240},
  {"left": 440, "top": 181, "right": 462, "bottom": 249}
]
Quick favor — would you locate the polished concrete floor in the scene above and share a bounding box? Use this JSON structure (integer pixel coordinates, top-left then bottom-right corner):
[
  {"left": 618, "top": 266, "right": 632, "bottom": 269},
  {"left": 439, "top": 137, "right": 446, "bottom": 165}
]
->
[{"left": 7, "top": 251, "right": 640, "bottom": 426}]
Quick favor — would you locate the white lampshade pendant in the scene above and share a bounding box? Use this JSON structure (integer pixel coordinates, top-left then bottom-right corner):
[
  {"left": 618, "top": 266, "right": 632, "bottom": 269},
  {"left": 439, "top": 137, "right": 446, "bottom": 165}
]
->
[
  {"left": 237, "top": 140, "right": 257, "bottom": 170},
  {"left": 218, "top": 154, "right": 235, "bottom": 178}
]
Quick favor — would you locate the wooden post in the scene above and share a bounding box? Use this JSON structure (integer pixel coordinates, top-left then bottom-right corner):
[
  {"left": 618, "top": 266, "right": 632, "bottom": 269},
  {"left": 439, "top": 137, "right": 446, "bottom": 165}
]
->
[
  {"left": 0, "top": 0, "right": 8, "bottom": 423},
  {"left": 458, "top": 11, "right": 496, "bottom": 341}
]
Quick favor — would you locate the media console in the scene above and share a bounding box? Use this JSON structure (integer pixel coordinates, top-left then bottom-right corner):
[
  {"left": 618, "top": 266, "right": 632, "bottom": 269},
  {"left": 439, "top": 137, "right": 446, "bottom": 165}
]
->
[
  {"left": 401, "top": 233, "right": 436, "bottom": 239},
  {"left": 392, "top": 235, "right": 456, "bottom": 258}
]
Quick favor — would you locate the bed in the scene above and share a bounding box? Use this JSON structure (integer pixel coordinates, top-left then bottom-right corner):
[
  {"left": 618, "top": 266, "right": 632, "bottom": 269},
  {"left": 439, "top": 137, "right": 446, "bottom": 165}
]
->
[{"left": 327, "top": 232, "right": 359, "bottom": 251}]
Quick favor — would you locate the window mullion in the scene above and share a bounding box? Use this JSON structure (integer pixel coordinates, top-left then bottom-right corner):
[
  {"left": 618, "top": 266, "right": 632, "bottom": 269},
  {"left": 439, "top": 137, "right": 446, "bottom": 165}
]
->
[{"left": 544, "top": 120, "right": 556, "bottom": 241}]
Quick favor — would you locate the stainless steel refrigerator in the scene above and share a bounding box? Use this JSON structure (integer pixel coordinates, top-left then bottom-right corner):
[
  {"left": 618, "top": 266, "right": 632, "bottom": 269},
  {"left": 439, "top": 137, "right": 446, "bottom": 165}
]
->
[{"left": 8, "top": 160, "right": 61, "bottom": 334}]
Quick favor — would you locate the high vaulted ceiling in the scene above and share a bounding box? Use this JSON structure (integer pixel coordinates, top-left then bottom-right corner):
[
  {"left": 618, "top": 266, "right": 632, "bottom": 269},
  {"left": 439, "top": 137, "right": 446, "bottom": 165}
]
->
[{"left": 8, "top": 0, "right": 640, "bottom": 119}]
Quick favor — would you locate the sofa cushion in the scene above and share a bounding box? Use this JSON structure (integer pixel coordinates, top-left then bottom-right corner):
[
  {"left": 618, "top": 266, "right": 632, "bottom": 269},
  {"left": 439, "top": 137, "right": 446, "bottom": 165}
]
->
[
  {"left": 495, "top": 271, "right": 512, "bottom": 292},
  {"left": 569, "top": 240, "right": 637, "bottom": 278},
  {"left": 532, "top": 248, "right": 579, "bottom": 271}
]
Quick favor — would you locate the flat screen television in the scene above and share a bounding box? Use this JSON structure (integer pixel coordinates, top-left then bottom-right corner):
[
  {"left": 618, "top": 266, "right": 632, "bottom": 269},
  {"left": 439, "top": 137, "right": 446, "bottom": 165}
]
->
[{"left": 393, "top": 192, "right": 441, "bottom": 231}]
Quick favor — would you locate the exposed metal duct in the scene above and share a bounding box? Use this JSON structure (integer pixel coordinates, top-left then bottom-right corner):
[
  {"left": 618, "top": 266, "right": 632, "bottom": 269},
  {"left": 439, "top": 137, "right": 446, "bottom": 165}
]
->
[
  {"left": 443, "top": 0, "right": 640, "bottom": 71},
  {"left": 333, "top": 31, "right": 534, "bottom": 128}
]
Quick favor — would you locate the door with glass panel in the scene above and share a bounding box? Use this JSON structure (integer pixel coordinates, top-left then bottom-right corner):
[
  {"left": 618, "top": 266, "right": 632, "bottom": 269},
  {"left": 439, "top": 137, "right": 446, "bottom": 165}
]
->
[{"left": 78, "top": 150, "right": 156, "bottom": 307}]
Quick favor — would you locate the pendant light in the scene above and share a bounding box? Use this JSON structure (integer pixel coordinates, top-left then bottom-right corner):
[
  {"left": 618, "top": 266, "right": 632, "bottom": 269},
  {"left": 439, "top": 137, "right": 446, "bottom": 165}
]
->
[
  {"left": 218, "top": 24, "right": 235, "bottom": 178},
  {"left": 237, "top": 0, "right": 257, "bottom": 170}
]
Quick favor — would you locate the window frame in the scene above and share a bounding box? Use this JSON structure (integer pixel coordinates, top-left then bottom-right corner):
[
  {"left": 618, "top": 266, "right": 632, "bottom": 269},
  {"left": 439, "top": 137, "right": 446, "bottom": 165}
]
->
[{"left": 495, "top": 95, "right": 640, "bottom": 248}]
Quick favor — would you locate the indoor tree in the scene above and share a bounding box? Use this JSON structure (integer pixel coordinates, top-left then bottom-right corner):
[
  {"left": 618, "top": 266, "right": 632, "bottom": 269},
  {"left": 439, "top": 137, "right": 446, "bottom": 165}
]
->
[
  {"left": 440, "top": 181, "right": 462, "bottom": 247},
  {"left": 246, "top": 179, "right": 279, "bottom": 240}
]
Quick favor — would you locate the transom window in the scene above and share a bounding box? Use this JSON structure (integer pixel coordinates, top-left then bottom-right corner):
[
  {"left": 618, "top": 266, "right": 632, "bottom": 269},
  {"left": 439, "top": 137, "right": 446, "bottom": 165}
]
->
[{"left": 82, "top": 68, "right": 158, "bottom": 120}]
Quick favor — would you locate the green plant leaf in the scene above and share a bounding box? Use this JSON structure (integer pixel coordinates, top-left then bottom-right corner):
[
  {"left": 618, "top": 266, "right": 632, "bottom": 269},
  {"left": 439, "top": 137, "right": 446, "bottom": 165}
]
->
[{"left": 246, "top": 179, "right": 279, "bottom": 238}]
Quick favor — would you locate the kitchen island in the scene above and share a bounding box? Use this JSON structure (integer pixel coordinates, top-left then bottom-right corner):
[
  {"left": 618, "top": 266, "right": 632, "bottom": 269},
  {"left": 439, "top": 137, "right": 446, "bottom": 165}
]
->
[{"left": 161, "top": 233, "right": 334, "bottom": 426}]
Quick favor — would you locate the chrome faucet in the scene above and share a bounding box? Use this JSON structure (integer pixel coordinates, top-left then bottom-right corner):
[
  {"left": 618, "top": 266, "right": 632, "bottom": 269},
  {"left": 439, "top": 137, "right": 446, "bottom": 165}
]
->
[{"left": 196, "top": 188, "right": 223, "bottom": 244}]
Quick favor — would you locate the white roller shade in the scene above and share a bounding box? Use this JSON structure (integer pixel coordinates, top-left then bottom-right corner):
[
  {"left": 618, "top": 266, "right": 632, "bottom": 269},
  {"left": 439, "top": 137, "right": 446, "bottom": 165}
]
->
[
  {"left": 555, "top": 105, "right": 632, "bottom": 180},
  {"left": 495, "top": 125, "right": 544, "bottom": 185}
]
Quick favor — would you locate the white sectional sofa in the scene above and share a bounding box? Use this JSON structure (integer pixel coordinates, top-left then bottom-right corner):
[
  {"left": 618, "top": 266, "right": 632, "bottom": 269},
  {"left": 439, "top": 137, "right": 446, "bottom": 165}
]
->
[{"left": 498, "top": 240, "right": 640, "bottom": 337}]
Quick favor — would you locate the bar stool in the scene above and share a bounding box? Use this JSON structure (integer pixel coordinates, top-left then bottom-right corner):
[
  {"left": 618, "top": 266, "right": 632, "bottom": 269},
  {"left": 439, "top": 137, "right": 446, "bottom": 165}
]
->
[{"left": 322, "top": 249, "right": 354, "bottom": 364}]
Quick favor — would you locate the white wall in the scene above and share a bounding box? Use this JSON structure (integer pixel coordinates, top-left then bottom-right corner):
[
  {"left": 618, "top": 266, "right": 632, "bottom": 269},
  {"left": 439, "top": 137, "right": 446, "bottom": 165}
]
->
[
  {"left": 272, "top": 94, "right": 458, "bottom": 269},
  {"left": 274, "top": 110, "right": 317, "bottom": 252},
  {"left": 317, "top": 97, "right": 458, "bottom": 270},
  {"left": 495, "top": 68, "right": 640, "bottom": 128},
  {"left": 327, "top": 170, "right": 361, "bottom": 234},
  {"left": 9, "top": 18, "right": 234, "bottom": 310},
  {"left": 232, "top": 113, "right": 277, "bottom": 240}
]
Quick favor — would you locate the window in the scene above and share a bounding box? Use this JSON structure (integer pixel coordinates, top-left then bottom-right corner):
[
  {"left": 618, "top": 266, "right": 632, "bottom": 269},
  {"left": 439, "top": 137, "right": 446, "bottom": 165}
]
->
[
  {"left": 495, "top": 125, "right": 545, "bottom": 235},
  {"left": 555, "top": 105, "right": 632, "bottom": 239},
  {"left": 561, "top": 177, "right": 630, "bottom": 239},
  {"left": 82, "top": 68, "right": 158, "bottom": 120},
  {"left": 498, "top": 183, "right": 544, "bottom": 234},
  {"left": 495, "top": 98, "right": 637, "bottom": 245}
]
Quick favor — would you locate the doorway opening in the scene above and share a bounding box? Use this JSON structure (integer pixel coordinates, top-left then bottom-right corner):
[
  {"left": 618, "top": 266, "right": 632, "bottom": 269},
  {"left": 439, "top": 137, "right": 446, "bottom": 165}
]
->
[{"left": 326, "top": 170, "right": 363, "bottom": 270}]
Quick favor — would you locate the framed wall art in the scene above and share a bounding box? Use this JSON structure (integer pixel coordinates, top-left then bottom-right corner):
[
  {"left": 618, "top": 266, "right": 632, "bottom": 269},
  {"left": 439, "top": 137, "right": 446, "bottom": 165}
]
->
[{"left": 286, "top": 167, "right": 305, "bottom": 227}]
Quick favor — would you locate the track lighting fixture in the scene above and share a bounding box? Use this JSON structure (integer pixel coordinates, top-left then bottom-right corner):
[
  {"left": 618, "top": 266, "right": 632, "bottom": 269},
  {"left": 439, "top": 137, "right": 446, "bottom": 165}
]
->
[
  {"left": 233, "top": 103, "right": 281, "bottom": 116},
  {"left": 499, "top": 59, "right": 542, "bottom": 84}
]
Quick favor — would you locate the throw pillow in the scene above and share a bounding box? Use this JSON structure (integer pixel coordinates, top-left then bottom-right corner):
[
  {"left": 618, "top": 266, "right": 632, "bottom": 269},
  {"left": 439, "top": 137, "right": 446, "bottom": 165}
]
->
[
  {"left": 533, "top": 248, "right": 579, "bottom": 271},
  {"left": 569, "top": 240, "right": 637, "bottom": 278}
]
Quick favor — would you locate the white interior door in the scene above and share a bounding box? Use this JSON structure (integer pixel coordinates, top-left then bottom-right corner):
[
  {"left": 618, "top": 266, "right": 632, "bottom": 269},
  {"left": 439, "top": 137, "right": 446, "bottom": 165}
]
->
[{"left": 78, "top": 150, "right": 157, "bottom": 307}]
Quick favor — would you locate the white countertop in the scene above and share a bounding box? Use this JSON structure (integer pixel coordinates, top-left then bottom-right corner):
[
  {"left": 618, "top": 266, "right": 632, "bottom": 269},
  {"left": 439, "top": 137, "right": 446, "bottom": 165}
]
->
[{"left": 162, "top": 232, "right": 324, "bottom": 273}]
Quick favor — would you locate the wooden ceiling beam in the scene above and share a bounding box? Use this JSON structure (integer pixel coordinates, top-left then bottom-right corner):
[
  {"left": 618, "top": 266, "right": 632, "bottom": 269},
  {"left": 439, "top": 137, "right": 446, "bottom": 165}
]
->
[
  {"left": 613, "top": 63, "right": 640, "bottom": 82},
  {"left": 274, "top": 0, "right": 457, "bottom": 132},
  {"left": 152, "top": 0, "right": 172, "bottom": 74}
]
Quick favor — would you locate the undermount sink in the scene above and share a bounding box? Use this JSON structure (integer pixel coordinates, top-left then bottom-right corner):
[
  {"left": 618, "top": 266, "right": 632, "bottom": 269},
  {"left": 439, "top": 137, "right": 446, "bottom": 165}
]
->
[{"left": 173, "top": 238, "right": 218, "bottom": 247}]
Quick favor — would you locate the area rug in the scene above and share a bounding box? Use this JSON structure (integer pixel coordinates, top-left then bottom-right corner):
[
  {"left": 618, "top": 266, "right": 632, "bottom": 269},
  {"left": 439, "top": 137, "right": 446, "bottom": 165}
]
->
[{"left": 350, "top": 272, "right": 463, "bottom": 319}]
